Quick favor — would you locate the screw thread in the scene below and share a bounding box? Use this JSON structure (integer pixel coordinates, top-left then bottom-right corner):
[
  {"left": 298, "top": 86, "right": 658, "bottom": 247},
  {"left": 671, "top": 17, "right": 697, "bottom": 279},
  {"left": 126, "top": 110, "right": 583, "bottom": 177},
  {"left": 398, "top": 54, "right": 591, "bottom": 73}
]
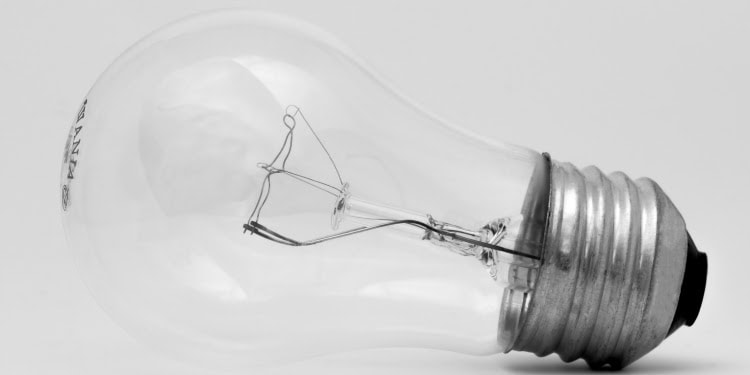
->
[{"left": 508, "top": 161, "right": 688, "bottom": 369}]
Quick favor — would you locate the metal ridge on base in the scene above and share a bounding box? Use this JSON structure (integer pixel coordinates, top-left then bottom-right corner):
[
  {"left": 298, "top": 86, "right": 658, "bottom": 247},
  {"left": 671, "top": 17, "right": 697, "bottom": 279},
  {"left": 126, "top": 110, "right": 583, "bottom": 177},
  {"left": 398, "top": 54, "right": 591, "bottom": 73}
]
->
[{"left": 505, "top": 160, "right": 706, "bottom": 369}]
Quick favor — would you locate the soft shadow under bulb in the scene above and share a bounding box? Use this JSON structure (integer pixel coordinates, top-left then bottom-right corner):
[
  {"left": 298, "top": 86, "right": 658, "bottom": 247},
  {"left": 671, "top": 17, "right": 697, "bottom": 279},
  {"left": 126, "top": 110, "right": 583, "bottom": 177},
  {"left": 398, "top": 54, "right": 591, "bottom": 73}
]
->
[{"left": 60, "top": 11, "right": 707, "bottom": 370}]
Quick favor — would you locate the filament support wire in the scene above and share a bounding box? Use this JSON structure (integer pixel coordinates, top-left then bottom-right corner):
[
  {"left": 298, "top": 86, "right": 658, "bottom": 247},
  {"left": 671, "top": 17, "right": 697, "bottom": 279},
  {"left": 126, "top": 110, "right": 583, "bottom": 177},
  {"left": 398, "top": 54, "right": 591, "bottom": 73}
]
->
[{"left": 244, "top": 220, "right": 541, "bottom": 260}]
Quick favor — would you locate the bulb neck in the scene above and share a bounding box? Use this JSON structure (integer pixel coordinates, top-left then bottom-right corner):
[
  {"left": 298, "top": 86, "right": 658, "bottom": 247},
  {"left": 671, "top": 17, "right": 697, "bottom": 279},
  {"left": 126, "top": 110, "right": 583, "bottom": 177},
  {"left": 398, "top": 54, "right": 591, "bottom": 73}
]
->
[{"left": 503, "top": 160, "right": 707, "bottom": 369}]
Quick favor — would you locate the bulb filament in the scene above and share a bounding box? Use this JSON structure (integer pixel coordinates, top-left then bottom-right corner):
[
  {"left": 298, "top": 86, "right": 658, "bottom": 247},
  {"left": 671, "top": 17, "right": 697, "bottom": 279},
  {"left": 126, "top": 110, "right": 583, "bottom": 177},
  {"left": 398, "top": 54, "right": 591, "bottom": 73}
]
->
[{"left": 244, "top": 105, "right": 541, "bottom": 262}]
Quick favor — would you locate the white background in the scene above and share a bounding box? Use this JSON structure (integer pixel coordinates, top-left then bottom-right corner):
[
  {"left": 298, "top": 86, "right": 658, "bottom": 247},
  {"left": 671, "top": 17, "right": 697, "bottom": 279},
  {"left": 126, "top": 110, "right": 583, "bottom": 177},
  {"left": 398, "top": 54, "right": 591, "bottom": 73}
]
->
[{"left": 1, "top": 1, "right": 748, "bottom": 374}]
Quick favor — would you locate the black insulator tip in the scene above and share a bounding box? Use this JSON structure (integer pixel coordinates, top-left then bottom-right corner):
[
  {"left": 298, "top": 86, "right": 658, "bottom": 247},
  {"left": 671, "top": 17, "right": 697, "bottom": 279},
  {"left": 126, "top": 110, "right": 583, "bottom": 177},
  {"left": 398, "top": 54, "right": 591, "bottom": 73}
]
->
[{"left": 668, "top": 232, "right": 708, "bottom": 336}]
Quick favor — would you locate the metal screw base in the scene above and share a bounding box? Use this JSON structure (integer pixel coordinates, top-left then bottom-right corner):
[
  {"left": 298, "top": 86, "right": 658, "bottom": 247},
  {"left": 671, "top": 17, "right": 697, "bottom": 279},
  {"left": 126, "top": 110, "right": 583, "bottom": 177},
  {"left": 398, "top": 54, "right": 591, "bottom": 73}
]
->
[{"left": 506, "top": 161, "right": 690, "bottom": 369}]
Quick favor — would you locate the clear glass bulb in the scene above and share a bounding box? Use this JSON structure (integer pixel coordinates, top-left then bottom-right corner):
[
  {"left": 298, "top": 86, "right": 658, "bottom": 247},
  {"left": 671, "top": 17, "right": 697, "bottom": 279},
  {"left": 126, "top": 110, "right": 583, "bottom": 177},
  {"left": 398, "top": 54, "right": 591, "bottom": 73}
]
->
[{"left": 60, "top": 11, "right": 550, "bottom": 367}]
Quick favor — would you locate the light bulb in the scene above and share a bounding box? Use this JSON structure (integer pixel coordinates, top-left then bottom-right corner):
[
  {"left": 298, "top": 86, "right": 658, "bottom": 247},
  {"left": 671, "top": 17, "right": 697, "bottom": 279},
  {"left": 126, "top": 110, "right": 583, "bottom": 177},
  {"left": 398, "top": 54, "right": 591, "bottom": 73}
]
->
[{"left": 60, "top": 11, "right": 707, "bottom": 370}]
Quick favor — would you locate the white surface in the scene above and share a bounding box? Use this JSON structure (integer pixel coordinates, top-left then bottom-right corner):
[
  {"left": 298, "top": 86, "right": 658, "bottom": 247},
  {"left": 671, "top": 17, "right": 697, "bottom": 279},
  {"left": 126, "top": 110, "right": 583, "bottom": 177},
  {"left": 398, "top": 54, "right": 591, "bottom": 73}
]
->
[{"left": 0, "top": 1, "right": 748, "bottom": 374}]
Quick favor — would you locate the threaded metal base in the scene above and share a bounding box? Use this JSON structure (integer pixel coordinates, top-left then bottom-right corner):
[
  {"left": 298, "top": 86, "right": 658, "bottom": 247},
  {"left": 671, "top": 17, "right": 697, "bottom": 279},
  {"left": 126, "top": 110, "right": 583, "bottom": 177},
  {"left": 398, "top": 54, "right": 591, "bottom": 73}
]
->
[{"left": 506, "top": 161, "right": 689, "bottom": 369}]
